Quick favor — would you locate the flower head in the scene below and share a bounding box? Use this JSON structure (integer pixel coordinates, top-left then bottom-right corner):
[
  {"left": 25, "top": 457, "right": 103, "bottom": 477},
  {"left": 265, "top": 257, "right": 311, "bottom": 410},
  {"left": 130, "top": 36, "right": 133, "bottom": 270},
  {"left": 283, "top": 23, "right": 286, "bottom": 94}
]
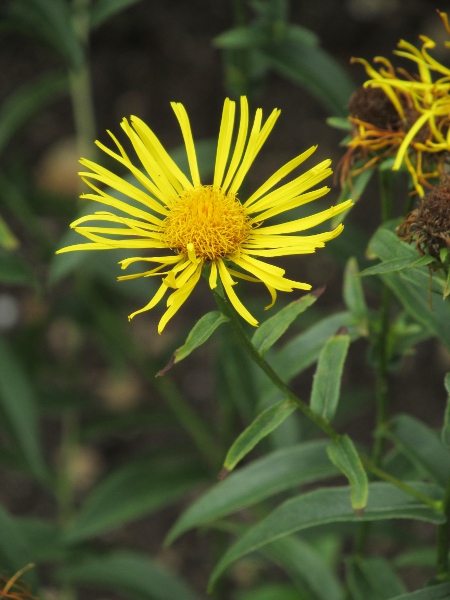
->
[
  {"left": 342, "top": 11, "right": 450, "bottom": 196},
  {"left": 57, "top": 97, "right": 352, "bottom": 333}
]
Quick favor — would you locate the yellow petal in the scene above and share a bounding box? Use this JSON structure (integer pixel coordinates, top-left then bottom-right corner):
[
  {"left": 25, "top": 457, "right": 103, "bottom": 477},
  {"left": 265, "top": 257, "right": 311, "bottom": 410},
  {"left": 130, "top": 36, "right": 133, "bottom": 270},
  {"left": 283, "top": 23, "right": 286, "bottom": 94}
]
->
[
  {"left": 222, "top": 96, "right": 249, "bottom": 193},
  {"left": 171, "top": 102, "right": 201, "bottom": 186},
  {"left": 128, "top": 282, "right": 168, "bottom": 320},
  {"left": 217, "top": 260, "right": 259, "bottom": 326},
  {"left": 244, "top": 145, "right": 318, "bottom": 207},
  {"left": 214, "top": 98, "right": 236, "bottom": 189},
  {"left": 158, "top": 263, "right": 203, "bottom": 333}
]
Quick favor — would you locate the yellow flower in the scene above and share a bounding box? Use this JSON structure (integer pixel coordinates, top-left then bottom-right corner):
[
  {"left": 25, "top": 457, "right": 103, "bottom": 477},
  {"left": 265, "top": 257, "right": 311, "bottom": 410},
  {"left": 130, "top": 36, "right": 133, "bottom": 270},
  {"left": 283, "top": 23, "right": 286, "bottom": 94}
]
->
[
  {"left": 57, "top": 97, "right": 352, "bottom": 333},
  {"left": 344, "top": 11, "right": 450, "bottom": 196}
]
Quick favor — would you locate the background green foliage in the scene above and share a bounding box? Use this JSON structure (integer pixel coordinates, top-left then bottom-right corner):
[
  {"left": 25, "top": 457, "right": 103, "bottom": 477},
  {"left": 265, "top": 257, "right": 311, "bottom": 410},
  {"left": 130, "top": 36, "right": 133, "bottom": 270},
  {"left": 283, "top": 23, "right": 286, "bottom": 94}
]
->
[{"left": 0, "top": 1, "right": 449, "bottom": 599}]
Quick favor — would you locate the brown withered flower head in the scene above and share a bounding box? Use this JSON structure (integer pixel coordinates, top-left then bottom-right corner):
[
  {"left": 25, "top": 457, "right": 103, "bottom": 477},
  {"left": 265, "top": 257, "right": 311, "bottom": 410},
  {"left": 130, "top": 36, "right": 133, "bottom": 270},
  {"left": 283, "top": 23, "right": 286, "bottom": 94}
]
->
[
  {"left": 397, "top": 177, "right": 450, "bottom": 260},
  {"left": 340, "top": 11, "right": 450, "bottom": 197}
]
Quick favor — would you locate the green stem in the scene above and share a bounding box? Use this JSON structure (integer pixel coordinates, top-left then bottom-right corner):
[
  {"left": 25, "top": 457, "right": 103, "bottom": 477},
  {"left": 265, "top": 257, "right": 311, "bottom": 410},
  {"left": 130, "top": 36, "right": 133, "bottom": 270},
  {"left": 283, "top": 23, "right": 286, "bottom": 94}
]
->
[
  {"left": 68, "top": 0, "right": 96, "bottom": 163},
  {"left": 373, "top": 282, "right": 391, "bottom": 466},
  {"left": 372, "top": 172, "right": 394, "bottom": 475},
  {"left": 356, "top": 170, "right": 394, "bottom": 555},
  {"left": 212, "top": 289, "right": 339, "bottom": 443},
  {"left": 362, "top": 456, "right": 441, "bottom": 511},
  {"left": 436, "top": 480, "right": 450, "bottom": 580},
  {"left": 213, "top": 288, "right": 442, "bottom": 511}
]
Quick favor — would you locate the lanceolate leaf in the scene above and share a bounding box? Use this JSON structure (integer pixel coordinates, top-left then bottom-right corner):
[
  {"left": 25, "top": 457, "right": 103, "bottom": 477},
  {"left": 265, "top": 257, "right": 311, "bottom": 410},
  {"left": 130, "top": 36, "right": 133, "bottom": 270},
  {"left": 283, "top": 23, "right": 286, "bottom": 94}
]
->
[
  {"left": 261, "top": 38, "right": 354, "bottom": 116},
  {"left": 60, "top": 550, "right": 200, "bottom": 600},
  {"left": 252, "top": 289, "right": 323, "bottom": 356},
  {"left": 0, "top": 505, "right": 38, "bottom": 591},
  {"left": 264, "top": 536, "right": 343, "bottom": 600},
  {"left": 381, "top": 414, "right": 450, "bottom": 488},
  {"left": 63, "top": 457, "right": 207, "bottom": 543},
  {"left": 347, "top": 556, "right": 406, "bottom": 600},
  {"left": 310, "top": 331, "right": 350, "bottom": 423},
  {"left": 269, "top": 311, "right": 359, "bottom": 384},
  {"left": 90, "top": 0, "right": 143, "bottom": 28},
  {"left": 332, "top": 166, "right": 374, "bottom": 228},
  {"left": 0, "top": 215, "right": 18, "bottom": 250},
  {"left": 0, "top": 335, "right": 48, "bottom": 483},
  {"left": 208, "top": 482, "right": 444, "bottom": 589},
  {"left": 343, "top": 258, "right": 368, "bottom": 331},
  {"left": 367, "top": 226, "right": 450, "bottom": 349},
  {"left": 223, "top": 399, "right": 297, "bottom": 472},
  {"left": 359, "top": 255, "right": 434, "bottom": 278},
  {"left": 0, "top": 74, "right": 67, "bottom": 155},
  {"left": 0, "top": 251, "right": 34, "bottom": 285},
  {"left": 327, "top": 435, "right": 368, "bottom": 511},
  {"left": 165, "top": 440, "right": 339, "bottom": 545},
  {"left": 157, "top": 311, "right": 229, "bottom": 375},
  {"left": 388, "top": 583, "right": 450, "bottom": 600}
]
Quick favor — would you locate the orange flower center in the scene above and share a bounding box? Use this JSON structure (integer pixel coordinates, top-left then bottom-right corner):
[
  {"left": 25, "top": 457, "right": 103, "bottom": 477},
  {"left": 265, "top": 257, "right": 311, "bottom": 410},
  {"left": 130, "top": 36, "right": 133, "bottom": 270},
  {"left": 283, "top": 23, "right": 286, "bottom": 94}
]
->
[{"left": 163, "top": 185, "right": 251, "bottom": 260}]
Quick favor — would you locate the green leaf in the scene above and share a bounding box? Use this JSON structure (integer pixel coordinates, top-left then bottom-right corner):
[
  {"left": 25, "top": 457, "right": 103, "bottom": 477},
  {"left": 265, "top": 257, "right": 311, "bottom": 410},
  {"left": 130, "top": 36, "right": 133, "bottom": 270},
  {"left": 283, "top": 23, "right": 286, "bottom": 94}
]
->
[
  {"left": 16, "top": 518, "right": 65, "bottom": 562},
  {"left": 332, "top": 166, "right": 375, "bottom": 227},
  {"left": 216, "top": 327, "right": 260, "bottom": 422},
  {"left": 443, "top": 373, "right": 450, "bottom": 448},
  {"left": 6, "top": 0, "right": 83, "bottom": 67},
  {"left": 223, "top": 399, "right": 297, "bottom": 472},
  {"left": 60, "top": 550, "right": 200, "bottom": 600},
  {"left": 347, "top": 556, "right": 406, "bottom": 600},
  {"left": 236, "top": 583, "right": 304, "bottom": 600},
  {"left": 0, "top": 74, "right": 67, "bottom": 155},
  {"left": 394, "top": 547, "right": 435, "bottom": 568},
  {"left": 63, "top": 457, "right": 206, "bottom": 543},
  {"left": 0, "top": 505, "right": 38, "bottom": 590},
  {"left": 444, "top": 269, "right": 450, "bottom": 299},
  {"left": 368, "top": 226, "right": 450, "bottom": 349},
  {"left": 270, "top": 311, "right": 359, "bottom": 384},
  {"left": 343, "top": 258, "right": 369, "bottom": 331},
  {"left": 252, "top": 289, "right": 322, "bottom": 356},
  {"left": 214, "top": 25, "right": 266, "bottom": 49},
  {"left": 208, "top": 482, "right": 444, "bottom": 589},
  {"left": 165, "top": 440, "right": 339, "bottom": 544},
  {"left": 388, "top": 583, "right": 450, "bottom": 600},
  {"left": 0, "top": 335, "right": 48, "bottom": 483},
  {"left": 327, "top": 435, "right": 368, "bottom": 511},
  {"left": 327, "top": 116, "right": 352, "bottom": 131},
  {"left": 360, "top": 255, "right": 435, "bottom": 278},
  {"left": 0, "top": 251, "right": 34, "bottom": 285},
  {"left": 311, "top": 332, "right": 350, "bottom": 423},
  {"left": 264, "top": 536, "right": 343, "bottom": 600},
  {"left": 0, "top": 214, "right": 18, "bottom": 250},
  {"left": 381, "top": 414, "right": 450, "bottom": 488},
  {"left": 90, "top": 0, "right": 143, "bottom": 28},
  {"left": 260, "top": 38, "right": 355, "bottom": 116},
  {"left": 157, "top": 312, "right": 228, "bottom": 375}
]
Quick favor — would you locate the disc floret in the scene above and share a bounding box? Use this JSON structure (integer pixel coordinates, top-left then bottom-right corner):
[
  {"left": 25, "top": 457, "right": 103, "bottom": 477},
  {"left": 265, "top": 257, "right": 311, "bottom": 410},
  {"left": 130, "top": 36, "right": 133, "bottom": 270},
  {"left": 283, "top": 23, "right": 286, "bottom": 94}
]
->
[{"left": 163, "top": 185, "right": 251, "bottom": 261}]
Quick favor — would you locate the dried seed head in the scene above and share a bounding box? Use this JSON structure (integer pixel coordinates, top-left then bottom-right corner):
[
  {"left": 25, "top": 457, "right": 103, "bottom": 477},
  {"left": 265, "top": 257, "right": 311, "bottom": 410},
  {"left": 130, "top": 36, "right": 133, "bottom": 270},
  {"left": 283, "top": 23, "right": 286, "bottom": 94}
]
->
[
  {"left": 348, "top": 86, "right": 402, "bottom": 130},
  {"left": 398, "top": 177, "right": 450, "bottom": 258}
]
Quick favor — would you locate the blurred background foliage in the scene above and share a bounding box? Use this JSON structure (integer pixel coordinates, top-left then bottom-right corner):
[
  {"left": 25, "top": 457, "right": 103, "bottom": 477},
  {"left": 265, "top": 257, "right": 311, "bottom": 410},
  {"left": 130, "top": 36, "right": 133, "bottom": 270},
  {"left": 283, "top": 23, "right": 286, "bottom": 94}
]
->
[{"left": 0, "top": 0, "right": 449, "bottom": 599}]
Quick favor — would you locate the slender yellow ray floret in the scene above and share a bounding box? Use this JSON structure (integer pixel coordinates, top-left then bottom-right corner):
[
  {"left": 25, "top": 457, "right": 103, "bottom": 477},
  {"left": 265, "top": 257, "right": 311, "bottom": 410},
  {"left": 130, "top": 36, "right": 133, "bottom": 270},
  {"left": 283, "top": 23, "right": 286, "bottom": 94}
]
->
[{"left": 57, "top": 96, "right": 352, "bottom": 333}]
